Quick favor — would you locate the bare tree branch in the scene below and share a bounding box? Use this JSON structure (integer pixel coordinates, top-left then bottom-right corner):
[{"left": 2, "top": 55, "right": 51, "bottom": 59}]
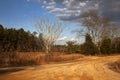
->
[{"left": 35, "top": 18, "right": 66, "bottom": 54}]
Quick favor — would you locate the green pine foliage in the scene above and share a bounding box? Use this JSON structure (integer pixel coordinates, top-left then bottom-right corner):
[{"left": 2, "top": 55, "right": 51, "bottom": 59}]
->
[
  {"left": 100, "top": 38, "right": 112, "bottom": 54},
  {"left": 80, "top": 34, "right": 98, "bottom": 55},
  {"left": 66, "top": 41, "right": 80, "bottom": 53},
  {"left": 38, "top": 33, "right": 45, "bottom": 51},
  {"left": 0, "top": 24, "right": 43, "bottom": 52},
  {"left": 111, "top": 38, "right": 120, "bottom": 53}
]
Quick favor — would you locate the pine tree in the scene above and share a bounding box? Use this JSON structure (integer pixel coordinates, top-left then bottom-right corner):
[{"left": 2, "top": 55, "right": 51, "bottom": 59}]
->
[
  {"left": 80, "top": 34, "right": 98, "bottom": 55},
  {"left": 0, "top": 24, "right": 45, "bottom": 52},
  {"left": 38, "top": 33, "right": 45, "bottom": 51},
  {"left": 100, "top": 38, "right": 111, "bottom": 55},
  {"left": 66, "top": 41, "right": 77, "bottom": 53},
  {"left": 0, "top": 24, "right": 4, "bottom": 52}
]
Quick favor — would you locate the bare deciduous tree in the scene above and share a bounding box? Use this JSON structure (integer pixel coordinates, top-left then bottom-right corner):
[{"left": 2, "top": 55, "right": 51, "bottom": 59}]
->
[
  {"left": 109, "top": 25, "right": 120, "bottom": 39},
  {"left": 35, "top": 18, "right": 66, "bottom": 54},
  {"left": 72, "top": 9, "right": 120, "bottom": 55},
  {"left": 81, "top": 9, "right": 111, "bottom": 44}
]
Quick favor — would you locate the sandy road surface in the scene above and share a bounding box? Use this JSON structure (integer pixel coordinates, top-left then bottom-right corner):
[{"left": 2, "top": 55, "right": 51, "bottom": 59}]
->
[{"left": 0, "top": 55, "right": 120, "bottom": 80}]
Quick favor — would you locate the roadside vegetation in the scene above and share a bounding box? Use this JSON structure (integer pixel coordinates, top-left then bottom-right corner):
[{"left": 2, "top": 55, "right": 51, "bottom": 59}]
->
[{"left": 0, "top": 52, "right": 83, "bottom": 67}]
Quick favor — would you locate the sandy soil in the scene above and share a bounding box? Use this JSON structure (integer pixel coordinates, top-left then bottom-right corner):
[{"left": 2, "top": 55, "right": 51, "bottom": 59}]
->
[{"left": 0, "top": 55, "right": 120, "bottom": 80}]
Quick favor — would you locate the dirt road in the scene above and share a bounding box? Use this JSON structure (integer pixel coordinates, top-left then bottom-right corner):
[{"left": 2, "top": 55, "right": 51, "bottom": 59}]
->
[{"left": 0, "top": 55, "right": 120, "bottom": 80}]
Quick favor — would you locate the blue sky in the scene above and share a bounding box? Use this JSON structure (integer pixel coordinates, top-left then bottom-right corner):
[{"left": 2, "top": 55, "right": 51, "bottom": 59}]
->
[
  {"left": 0, "top": 0, "right": 82, "bottom": 44},
  {"left": 0, "top": 0, "right": 46, "bottom": 31},
  {"left": 0, "top": 0, "right": 120, "bottom": 44}
]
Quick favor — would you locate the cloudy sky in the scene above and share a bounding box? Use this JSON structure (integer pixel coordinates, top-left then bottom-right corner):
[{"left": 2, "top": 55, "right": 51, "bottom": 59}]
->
[
  {"left": 0, "top": 0, "right": 120, "bottom": 44},
  {"left": 39, "top": 0, "right": 120, "bottom": 24}
]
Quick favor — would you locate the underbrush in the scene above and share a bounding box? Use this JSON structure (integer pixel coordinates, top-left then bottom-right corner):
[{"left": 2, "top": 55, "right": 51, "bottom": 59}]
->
[
  {"left": 0, "top": 52, "right": 83, "bottom": 67},
  {"left": 108, "top": 60, "right": 120, "bottom": 73}
]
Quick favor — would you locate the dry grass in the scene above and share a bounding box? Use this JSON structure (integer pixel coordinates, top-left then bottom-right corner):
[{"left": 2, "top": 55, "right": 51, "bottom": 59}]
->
[
  {"left": 49, "top": 52, "right": 84, "bottom": 62},
  {"left": 0, "top": 52, "right": 46, "bottom": 67},
  {"left": 80, "top": 72, "right": 94, "bottom": 80},
  {"left": 108, "top": 59, "right": 120, "bottom": 73},
  {"left": 0, "top": 52, "right": 83, "bottom": 67}
]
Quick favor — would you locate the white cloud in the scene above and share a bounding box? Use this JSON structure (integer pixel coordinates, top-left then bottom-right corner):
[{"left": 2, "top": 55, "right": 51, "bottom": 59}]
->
[
  {"left": 64, "top": 9, "right": 81, "bottom": 14},
  {"left": 27, "top": 0, "right": 30, "bottom": 2},
  {"left": 43, "top": 1, "right": 47, "bottom": 4},
  {"left": 46, "top": 5, "right": 54, "bottom": 10},
  {"left": 57, "top": 36, "right": 67, "bottom": 41},
  {"left": 56, "top": 13, "right": 71, "bottom": 17},
  {"left": 48, "top": 2, "right": 56, "bottom": 5},
  {"left": 62, "top": 0, "right": 69, "bottom": 5},
  {"left": 38, "top": 0, "right": 102, "bottom": 23},
  {"left": 79, "top": 2, "right": 86, "bottom": 7},
  {"left": 50, "top": 8, "right": 66, "bottom": 13},
  {"left": 70, "top": 38, "right": 77, "bottom": 41}
]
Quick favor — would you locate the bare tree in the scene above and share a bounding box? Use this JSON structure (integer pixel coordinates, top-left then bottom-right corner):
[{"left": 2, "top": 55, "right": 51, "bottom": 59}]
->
[
  {"left": 109, "top": 25, "right": 120, "bottom": 39},
  {"left": 79, "top": 9, "right": 112, "bottom": 54},
  {"left": 35, "top": 18, "right": 66, "bottom": 54},
  {"left": 71, "top": 9, "right": 114, "bottom": 54}
]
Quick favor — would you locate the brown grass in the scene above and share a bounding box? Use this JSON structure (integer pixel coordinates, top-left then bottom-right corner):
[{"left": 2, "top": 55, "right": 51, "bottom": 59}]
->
[
  {"left": 108, "top": 59, "right": 120, "bottom": 73},
  {"left": 0, "top": 52, "right": 46, "bottom": 67},
  {"left": 80, "top": 72, "right": 94, "bottom": 80},
  {"left": 49, "top": 52, "right": 84, "bottom": 62},
  {"left": 0, "top": 52, "right": 83, "bottom": 67}
]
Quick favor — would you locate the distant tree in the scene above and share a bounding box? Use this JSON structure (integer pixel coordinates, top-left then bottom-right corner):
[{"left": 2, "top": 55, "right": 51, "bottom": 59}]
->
[
  {"left": 32, "top": 31, "right": 37, "bottom": 37},
  {"left": 100, "top": 38, "right": 112, "bottom": 54},
  {"left": 0, "top": 25, "right": 43, "bottom": 52},
  {"left": 111, "top": 37, "right": 120, "bottom": 53},
  {"left": 80, "top": 34, "right": 98, "bottom": 55},
  {"left": 35, "top": 18, "right": 66, "bottom": 54},
  {"left": 116, "top": 39, "right": 120, "bottom": 53},
  {"left": 38, "top": 33, "right": 45, "bottom": 51},
  {"left": 80, "top": 9, "right": 112, "bottom": 54},
  {"left": 0, "top": 24, "right": 4, "bottom": 52},
  {"left": 81, "top": 9, "right": 111, "bottom": 43},
  {"left": 52, "top": 45, "right": 66, "bottom": 52},
  {"left": 0, "top": 24, "right": 4, "bottom": 31},
  {"left": 66, "top": 41, "right": 79, "bottom": 53}
]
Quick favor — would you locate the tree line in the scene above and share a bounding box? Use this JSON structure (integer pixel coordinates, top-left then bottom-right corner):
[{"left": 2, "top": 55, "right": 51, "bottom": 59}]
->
[
  {"left": 0, "top": 23, "right": 120, "bottom": 55},
  {"left": 0, "top": 24, "right": 44, "bottom": 52}
]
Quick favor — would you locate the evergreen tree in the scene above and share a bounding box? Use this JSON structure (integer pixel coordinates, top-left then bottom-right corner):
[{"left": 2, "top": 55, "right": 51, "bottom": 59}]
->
[
  {"left": 38, "top": 33, "right": 45, "bottom": 51},
  {"left": 0, "top": 24, "right": 44, "bottom": 52},
  {"left": 0, "top": 24, "right": 4, "bottom": 52},
  {"left": 111, "top": 37, "right": 120, "bottom": 53},
  {"left": 66, "top": 41, "right": 78, "bottom": 53},
  {"left": 100, "top": 38, "right": 111, "bottom": 54},
  {"left": 80, "top": 34, "right": 98, "bottom": 55}
]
